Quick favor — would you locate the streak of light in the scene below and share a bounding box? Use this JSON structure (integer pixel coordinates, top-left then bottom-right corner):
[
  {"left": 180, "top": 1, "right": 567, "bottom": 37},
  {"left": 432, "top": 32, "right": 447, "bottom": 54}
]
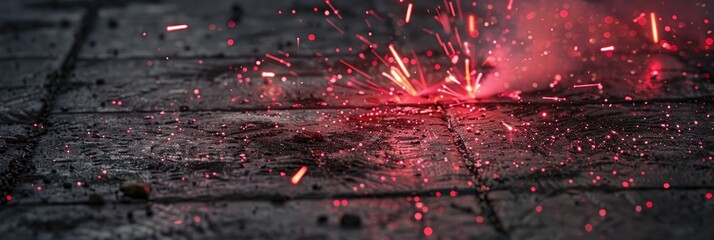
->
[
  {"left": 261, "top": 72, "right": 275, "bottom": 78},
  {"left": 265, "top": 53, "right": 292, "bottom": 67},
  {"left": 325, "top": 0, "right": 343, "bottom": 19},
  {"left": 573, "top": 83, "right": 602, "bottom": 88},
  {"left": 650, "top": 12, "right": 659, "bottom": 43},
  {"left": 507, "top": 0, "right": 515, "bottom": 10},
  {"left": 326, "top": 19, "right": 344, "bottom": 34},
  {"left": 465, "top": 59, "right": 472, "bottom": 93},
  {"left": 166, "top": 24, "right": 188, "bottom": 32},
  {"left": 468, "top": 14, "right": 478, "bottom": 38},
  {"left": 389, "top": 44, "right": 411, "bottom": 78},
  {"left": 501, "top": 121, "right": 514, "bottom": 131},
  {"left": 405, "top": 3, "right": 413, "bottom": 23},
  {"left": 541, "top": 96, "right": 566, "bottom": 101},
  {"left": 356, "top": 34, "right": 377, "bottom": 48},
  {"left": 340, "top": 59, "right": 373, "bottom": 80},
  {"left": 291, "top": 166, "right": 308, "bottom": 185},
  {"left": 600, "top": 46, "right": 615, "bottom": 52}
]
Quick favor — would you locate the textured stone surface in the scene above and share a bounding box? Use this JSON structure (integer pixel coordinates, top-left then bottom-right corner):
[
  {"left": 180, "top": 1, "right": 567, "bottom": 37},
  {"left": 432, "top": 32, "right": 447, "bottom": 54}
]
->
[{"left": 1, "top": 0, "right": 714, "bottom": 239}]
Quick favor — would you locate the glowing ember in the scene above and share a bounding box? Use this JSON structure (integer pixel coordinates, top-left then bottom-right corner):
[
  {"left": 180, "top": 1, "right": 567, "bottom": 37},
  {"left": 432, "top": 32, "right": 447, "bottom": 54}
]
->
[
  {"left": 165, "top": 24, "right": 188, "bottom": 32},
  {"left": 405, "top": 3, "right": 413, "bottom": 23},
  {"left": 650, "top": 12, "right": 659, "bottom": 43},
  {"left": 600, "top": 46, "right": 615, "bottom": 52},
  {"left": 291, "top": 166, "right": 308, "bottom": 185}
]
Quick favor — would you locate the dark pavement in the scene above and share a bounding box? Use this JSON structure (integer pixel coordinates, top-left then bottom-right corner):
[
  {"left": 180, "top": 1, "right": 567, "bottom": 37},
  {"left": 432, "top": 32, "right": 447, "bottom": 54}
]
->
[{"left": 1, "top": 0, "right": 713, "bottom": 239}]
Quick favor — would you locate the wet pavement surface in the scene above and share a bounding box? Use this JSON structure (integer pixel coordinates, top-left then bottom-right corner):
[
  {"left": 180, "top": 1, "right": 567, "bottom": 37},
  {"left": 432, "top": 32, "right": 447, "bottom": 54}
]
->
[{"left": 1, "top": 0, "right": 714, "bottom": 239}]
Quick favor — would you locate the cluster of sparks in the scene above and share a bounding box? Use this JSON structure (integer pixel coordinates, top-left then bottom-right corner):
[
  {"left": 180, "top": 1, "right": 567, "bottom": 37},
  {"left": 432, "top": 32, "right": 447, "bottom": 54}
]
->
[
  {"left": 215, "top": 0, "right": 710, "bottom": 104},
  {"left": 155, "top": 1, "right": 712, "bottom": 187}
]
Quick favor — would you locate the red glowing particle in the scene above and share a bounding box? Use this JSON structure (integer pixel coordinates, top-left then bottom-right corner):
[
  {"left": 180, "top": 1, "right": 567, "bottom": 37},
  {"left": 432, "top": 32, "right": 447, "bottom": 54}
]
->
[
  {"left": 423, "top": 227, "right": 433, "bottom": 236},
  {"left": 646, "top": 201, "right": 653, "bottom": 208},
  {"left": 621, "top": 181, "right": 629, "bottom": 188},
  {"left": 290, "top": 166, "right": 308, "bottom": 185},
  {"left": 705, "top": 38, "right": 713, "bottom": 46},
  {"left": 5, "top": 195, "right": 11, "bottom": 201},
  {"left": 584, "top": 224, "right": 593, "bottom": 232},
  {"left": 706, "top": 192, "right": 713, "bottom": 200},
  {"left": 308, "top": 34, "right": 316, "bottom": 41},
  {"left": 535, "top": 205, "right": 543, "bottom": 213},
  {"left": 526, "top": 12, "right": 536, "bottom": 20},
  {"left": 475, "top": 216, "right": 485, "bottom": 223},
  {"left": 414, "top": 212, "right": 423, "bottom": 220},
  {"left": 227, "top": 39, "right": 235, "bottom": 46},
  {"left": 663, "top": 182, "right": 670, "bottom": 189},
  {"left": 559, "top": 10, "right": 568, "bottom": 18},
  {"left": 449, "top": 190, "right": 457, "bottom": 197},
  {"left": 333, "top": 200, "right": 340, "bottom": 207},
  {"left": 599, "top": 209, "right": 607, "bottom": 217}
]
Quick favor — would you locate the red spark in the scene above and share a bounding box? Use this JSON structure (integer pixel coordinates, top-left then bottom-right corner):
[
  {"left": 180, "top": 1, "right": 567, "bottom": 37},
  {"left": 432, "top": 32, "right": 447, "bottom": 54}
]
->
[
  {"left": 388, "top": 44, "right": 411, "bottom": 78},
  {"left": 291, "top": 166, "right": 308, "bottom": 185},
  {"left": 325, "top": 19, "right": 344, "bottom": 34},
  {"left": 265, "top": 53, "right": 292, "bottom": 67},
  {"left": 468, "top": 14, "right": 479, "bottom": 38},
  {"left": 405, "top": 3, "right": 413, "bottom": 23},
  {"left": 340, "top": 59, "right": 373, "bottom": 80},
  {"left": 650, "top": 12, "right": 659, "bottom": 43},
  {"left": 600, "top": 46, "right": 615, "bottom": 52},
  {"left": 423, "top": 227, "right": 433, "bottom": 236},
  {"left": 501, "top": 121, "right": 514, "bottom": 131},
  {"left": 585, "top": 224, "right": 593, "bottom": 232},
  {"left": 541, "top": 96, "right": 566, "bottom": 101},
  {"left": 507, "top": 0, "right": 515, "bottom": 11},
  {"left": 573, "top": 83, "right": 602, "bottom": 89},
  {"left": 166, "top": 24, "right": 188, "bottom": 32}
]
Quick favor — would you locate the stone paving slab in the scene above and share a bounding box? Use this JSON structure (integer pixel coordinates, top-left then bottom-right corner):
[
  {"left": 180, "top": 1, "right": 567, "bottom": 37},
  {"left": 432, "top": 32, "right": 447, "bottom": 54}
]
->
[
  {"left": 0, "top": 194, "right": 498, "bottom": 240},
  {"left": 0, "top": 1, "right": 82, "bottom": 58},
  {"left": 0, "top": 124, "right": 37, "bottom": 185},
  {"left": 446, "top": 101, "right": 714, "bottom": 192},
  {"left": 0, "top": 59, "right": 56, "bottom": 88},
  {"left": 489, "top": 189, "right": 714, "bottom": 239},
  {"left": 0, "top": 87, "right": 45, "bottom": 124},
  {"left": 12, "top": 107, "right": 475, "bottom": 204}
]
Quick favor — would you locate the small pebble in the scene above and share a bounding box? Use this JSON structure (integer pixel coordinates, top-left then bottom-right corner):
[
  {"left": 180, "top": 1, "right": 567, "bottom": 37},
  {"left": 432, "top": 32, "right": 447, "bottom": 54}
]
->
[{"left": 120, "top": 180, "right": 150, "bottom": 199}]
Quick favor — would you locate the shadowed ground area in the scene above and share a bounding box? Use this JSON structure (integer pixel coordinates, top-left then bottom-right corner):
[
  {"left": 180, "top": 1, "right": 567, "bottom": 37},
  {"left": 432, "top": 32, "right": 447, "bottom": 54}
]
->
[{"left": 1, "top": 0, "right": 713, "bottom": 239}]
